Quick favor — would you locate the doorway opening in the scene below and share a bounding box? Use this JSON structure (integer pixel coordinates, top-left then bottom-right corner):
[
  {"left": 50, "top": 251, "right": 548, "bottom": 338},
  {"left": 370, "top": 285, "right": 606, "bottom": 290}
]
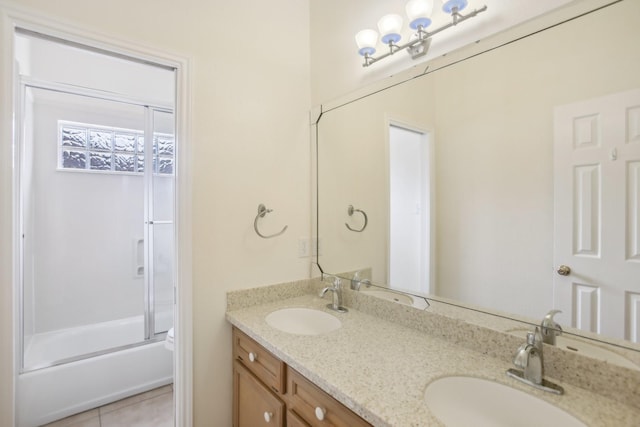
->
[
  {"left": 388, "top": 123, "right": 434, "bottom": 294},
  {"left": 14, "top": 29, "right": 179, "bottom": 426}
]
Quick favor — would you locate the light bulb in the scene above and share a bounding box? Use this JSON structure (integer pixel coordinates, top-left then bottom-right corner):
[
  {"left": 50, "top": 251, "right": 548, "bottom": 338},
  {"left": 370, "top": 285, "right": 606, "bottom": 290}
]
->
[
  {"left": 406, "top": 0, "right": 433, "bottom": 30},
  {"left": 355, "top": 29, "right": 378, "bottom": 56},
  {"left": 442, "top": 0, "right": 468, "bottom": 14},
  {"left": 377, "top": 14, "right": 403, "bottom": 44}
]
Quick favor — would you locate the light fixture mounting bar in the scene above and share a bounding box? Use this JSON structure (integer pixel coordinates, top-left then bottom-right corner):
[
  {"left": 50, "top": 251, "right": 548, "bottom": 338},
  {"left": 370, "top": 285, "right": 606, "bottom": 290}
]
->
[{"left": 363, "top": 5, "right": 488, "bottom": 67}]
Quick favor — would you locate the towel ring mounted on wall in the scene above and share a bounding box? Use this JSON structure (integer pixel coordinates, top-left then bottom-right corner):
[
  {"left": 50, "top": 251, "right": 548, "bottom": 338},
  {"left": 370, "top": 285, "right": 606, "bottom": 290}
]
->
[
  {"left": 254, "top": 204, "right": 288, "bottom": 239},
  {"left": 345, "top": 205, "right": 368, "bottom": 232}
]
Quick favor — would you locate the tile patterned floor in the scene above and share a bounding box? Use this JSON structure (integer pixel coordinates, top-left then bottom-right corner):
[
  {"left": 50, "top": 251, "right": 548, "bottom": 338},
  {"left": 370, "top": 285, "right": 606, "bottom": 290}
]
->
[{"left": 42, "top": 385, "right": 173, "bottom": 427}]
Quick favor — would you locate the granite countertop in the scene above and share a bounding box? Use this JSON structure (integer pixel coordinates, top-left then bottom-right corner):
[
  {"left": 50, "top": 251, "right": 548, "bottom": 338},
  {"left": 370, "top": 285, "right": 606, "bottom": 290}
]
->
[{"left": 226, "top": 291, "right": 640, "bottom": 426}]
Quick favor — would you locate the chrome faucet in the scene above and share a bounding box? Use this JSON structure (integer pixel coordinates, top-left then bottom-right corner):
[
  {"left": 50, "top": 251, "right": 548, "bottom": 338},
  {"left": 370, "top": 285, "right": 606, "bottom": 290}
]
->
[
  {"left": 541, "top": 309, "right": 562, "bottom": 345},
  {"left": 506, "top": 326, "right": 564, "bottom": 394},
  {"left": 513, "top": 328, "right": 544, "bottom": 385},
  {"left": 320, "top": 276, "right": 348, "bottom": 313},
  {"left": 350, "top": 271, "right": 371, "bottom": 291}
]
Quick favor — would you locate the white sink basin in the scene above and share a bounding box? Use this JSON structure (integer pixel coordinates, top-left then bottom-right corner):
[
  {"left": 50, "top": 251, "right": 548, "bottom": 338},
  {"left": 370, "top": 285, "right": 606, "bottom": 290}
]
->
[
  {"left": 363, "top": 289, "right": 415, "bottom": 305},
  {"left": 265, "top": 308, "right": 342, "bottom": 335},
  {"left": 425, "top": 376, "right": 586, "bottom": 427}
]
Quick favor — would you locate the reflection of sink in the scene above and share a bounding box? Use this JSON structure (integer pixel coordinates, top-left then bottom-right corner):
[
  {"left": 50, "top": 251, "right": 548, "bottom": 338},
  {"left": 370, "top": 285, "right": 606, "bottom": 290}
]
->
[
  {"left": 555, "top": 335, "right": 638, "bottom": 370},
  {"left": 265, "top": 308, "right": 342, "bottom": 335},
  {"left": 362, "top": 289, "right": 415, "bottom": 306},
  {"left": 509, "top": 329, "right": 638, "bottom": 370},
  {"left": 425, "top": 376, "right": 586, "bottom": 427}
]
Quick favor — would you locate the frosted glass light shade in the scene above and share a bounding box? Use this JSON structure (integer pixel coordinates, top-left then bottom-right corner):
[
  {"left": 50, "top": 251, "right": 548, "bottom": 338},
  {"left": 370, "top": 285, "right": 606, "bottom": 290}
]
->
[
  {"left": 442, "top": 0, "right": 468, "bottom": 13},
  {"left": 377, "top": 14, "right": 403, "bottom": 44},
  {"left": 406, "top": 0, "right": 433, "bottom": 30},
  {"left": 355, "top": 29, "right": 378, "bottom": 56}
]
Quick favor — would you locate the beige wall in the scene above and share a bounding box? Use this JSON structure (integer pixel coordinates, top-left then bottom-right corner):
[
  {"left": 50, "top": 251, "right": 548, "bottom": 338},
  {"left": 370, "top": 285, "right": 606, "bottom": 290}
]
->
[{"left": 0, "top": 0, "right": 310, "bottom": 425}]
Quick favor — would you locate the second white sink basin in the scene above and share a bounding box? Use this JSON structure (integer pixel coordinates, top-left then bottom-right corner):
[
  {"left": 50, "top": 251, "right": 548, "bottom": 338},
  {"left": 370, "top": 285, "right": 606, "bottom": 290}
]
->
[
  {"left": 265, "top": 308, "right": 342, "bottom": 335},
  {"left": 425, "top": 376, "right": 586, "bottom": 427}
]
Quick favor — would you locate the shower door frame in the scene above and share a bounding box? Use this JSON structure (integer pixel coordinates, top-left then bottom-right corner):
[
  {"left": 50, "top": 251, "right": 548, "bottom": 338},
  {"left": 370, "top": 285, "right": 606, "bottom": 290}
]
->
[
  {"left": 16, "top": 77, "right": 174, "bottom": 372},
  {"left": 1, "top": 11, "right": 193, "bottom": 427}
]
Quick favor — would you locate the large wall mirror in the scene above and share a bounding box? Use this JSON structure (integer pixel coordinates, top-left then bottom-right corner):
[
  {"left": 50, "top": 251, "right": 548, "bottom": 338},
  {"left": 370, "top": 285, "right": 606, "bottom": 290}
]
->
[{"left": 316, "top": 0, "right": 640, "bottom": 357}]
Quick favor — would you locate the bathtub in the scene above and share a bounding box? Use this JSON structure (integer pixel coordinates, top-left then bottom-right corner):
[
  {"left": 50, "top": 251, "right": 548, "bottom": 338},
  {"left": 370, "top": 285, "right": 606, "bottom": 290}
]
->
[{"left": 17, "top": 313, "right": 173, "bottom": 427}]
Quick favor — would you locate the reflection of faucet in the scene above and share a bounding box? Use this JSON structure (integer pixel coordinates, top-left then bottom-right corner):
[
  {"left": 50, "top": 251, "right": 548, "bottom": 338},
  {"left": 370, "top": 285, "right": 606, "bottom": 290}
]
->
[
  {"left": 541, "top": 309, "right": 562, "bottom": 345},
  {"left": 350, "top": 271, "right": 371, "bottom": 291},
  {"left": 320, "top": 276, "right": 348, "bottom": 313},
  {"left": 513, "top": 328, "right": 544, "bottom": 385},
  {"left": 506, "top": 327, "right": 564, "bottom": 394}
]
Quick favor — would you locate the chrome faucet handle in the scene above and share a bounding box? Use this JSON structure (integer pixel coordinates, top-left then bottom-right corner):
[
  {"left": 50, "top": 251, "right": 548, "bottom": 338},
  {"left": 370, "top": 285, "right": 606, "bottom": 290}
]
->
[
  {"left": 319, "top": 276, "right": 348, "bottom": 313},
  {"left": 350, "top": 271, "right": 373, "bottom": 290},
  {"left": 541, "top": 310, "right": 562, "bottom": 345},
  {"left": 513, "top": 342, "right": 529, "bottom": 369},
  {"left": 513, "top": 328, "right": 542, "bottom": 368}
]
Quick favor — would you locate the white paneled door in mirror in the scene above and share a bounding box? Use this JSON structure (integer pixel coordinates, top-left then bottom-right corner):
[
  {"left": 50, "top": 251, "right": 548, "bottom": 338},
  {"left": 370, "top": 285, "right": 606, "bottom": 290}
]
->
[{"left": 553, "top": 88, "right": 640, "bottom": 342}]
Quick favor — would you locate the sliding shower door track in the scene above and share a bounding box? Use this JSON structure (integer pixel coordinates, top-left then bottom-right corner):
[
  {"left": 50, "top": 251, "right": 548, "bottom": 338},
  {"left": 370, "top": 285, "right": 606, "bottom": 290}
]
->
[{"left": 20, "top": 333, "right": 168, "bottom": 374}]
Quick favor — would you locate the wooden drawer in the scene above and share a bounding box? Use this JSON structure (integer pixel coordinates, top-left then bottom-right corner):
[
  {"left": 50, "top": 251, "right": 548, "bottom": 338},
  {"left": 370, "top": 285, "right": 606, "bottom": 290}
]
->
[
  {"left": 233, "top": 361, "right": 285, "bottom": 427},
  {"left": 287, "top": 367, "right": 371, "bottom": 427},
  {"left": 233, "top": 327, "right": 286, "bottom": 394},
  {"left": 287, "top": 409, "right": 311, "bottom": 427}
]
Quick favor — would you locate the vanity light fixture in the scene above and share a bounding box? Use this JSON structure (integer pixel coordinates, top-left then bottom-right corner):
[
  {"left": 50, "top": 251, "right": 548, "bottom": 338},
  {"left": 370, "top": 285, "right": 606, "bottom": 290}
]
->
[{"left": 355, "top": 0, "right": 487, "bottom": 67}]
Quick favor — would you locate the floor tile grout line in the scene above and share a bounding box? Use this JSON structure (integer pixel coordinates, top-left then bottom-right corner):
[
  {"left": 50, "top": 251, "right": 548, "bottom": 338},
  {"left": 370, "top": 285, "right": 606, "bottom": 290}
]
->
[{"left": 99, "top": 387, "right": 174, "bottom": 416}]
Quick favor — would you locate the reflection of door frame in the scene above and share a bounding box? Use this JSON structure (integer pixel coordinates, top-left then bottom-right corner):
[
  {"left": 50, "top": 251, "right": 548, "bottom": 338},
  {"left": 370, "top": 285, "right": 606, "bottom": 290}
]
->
[
  {"left": 384, "top": 116, "right": 435, "bottom": 294},
  {"left": 2, "top": 15, "right": 192, "bottom": 426}
]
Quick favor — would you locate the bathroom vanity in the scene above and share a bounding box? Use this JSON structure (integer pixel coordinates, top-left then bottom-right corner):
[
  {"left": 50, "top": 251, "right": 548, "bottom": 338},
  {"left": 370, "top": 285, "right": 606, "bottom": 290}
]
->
[
  {"left": 226, "top": 279, "right": 640, "bottom": 426},
  {"left": 233, "top": 327, "right": 371, "bottom": 426}
]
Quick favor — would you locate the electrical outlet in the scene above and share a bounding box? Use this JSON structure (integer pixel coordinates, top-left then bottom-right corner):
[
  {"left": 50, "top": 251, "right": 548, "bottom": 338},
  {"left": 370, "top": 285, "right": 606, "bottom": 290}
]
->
[
  {"left": 298, "top": 238, "right": 310, "bottom": 258},
  {"left": 298, "top": 237, "right": 322, "bottom": 257}
]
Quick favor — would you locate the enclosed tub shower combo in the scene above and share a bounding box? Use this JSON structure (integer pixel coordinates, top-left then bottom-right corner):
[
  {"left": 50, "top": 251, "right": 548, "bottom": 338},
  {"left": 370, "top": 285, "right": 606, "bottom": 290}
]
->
[{"left": 13, "top": 30, "right": 177, "bottom": 426}]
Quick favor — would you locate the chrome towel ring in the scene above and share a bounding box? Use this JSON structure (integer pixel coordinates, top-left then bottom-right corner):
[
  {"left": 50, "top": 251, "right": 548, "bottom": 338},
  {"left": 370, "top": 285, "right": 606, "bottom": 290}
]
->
[
  {"left": 345, "top": 205, "right": 368, "bottom": 232},
  {"left": 254, "top": 204, "right": 288, "bottom": 239}
]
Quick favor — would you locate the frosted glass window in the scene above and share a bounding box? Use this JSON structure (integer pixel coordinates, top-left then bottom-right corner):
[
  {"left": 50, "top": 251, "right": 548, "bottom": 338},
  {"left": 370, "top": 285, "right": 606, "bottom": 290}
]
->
[
  {"left": 58, "top": 120, "right": 174, "bottom": 175},
  {"left": 61, "top": 127, "right": 86, "bottom": 147},
  {"left": 62, "top": 150, "right": 86, "bottom": 169},
  {"left": 89, "top": 130, "right": 113, "bottom": 151},
  {"left": 114, "top": 133, "right": 136, "bottom": 152},
  {"left": 89, "top": 152, "right": 111, "bottom": 170},
  {"left": 115, "top": 153, "right": 136, "bottom": 172}
]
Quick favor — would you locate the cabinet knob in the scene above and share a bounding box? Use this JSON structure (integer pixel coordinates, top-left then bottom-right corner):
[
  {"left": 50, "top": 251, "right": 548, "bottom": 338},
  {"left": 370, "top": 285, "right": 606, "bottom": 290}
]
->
[
  {"left": 263, "top": 411, "right": 273, "bottom": 423},
  {"left": 249, "top": 352, "right": 257, "bottom": 362},
  {"left": 315, "top": 406, "right": 326, "bottom": 421}
]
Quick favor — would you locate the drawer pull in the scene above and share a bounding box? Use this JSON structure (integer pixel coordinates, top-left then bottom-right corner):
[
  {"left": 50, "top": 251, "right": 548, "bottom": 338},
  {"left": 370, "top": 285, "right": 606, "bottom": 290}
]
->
[
  {"left": 315, "top": 406, "right": 327, "bottom": 421},
  {"left": 249, "top": 352, "right": 257, "bottom": 362},
  {"left": 263, "top": 411, "right": 273, "bottom": 423}
]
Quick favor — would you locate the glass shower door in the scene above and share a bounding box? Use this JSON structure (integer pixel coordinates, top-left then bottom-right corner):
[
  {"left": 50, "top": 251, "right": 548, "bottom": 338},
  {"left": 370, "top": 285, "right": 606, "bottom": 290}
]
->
[
  {"left": 147, "top": 109, "right": 175, "bottom": 336},
  {"left": 20, "top": 84, "right": 160, "bottom": 371}
]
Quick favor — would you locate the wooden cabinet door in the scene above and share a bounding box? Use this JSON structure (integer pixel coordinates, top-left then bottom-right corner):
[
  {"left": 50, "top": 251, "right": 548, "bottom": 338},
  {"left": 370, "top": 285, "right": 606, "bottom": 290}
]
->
[{"left": 233, "top": 361, "right": 284, "bottom": 427}]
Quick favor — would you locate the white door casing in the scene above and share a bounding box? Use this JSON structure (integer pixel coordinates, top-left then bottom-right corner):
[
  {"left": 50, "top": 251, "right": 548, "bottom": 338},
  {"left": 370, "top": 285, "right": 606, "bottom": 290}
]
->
[{"left": 553, "top": 88, "right": 640, "bottom": 342}]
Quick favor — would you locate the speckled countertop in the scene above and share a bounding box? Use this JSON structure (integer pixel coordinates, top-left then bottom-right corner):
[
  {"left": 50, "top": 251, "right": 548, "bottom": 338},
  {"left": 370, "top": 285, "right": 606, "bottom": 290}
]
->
[{"left": 226, "top": 281, "right": 640, "bottom": 426}]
